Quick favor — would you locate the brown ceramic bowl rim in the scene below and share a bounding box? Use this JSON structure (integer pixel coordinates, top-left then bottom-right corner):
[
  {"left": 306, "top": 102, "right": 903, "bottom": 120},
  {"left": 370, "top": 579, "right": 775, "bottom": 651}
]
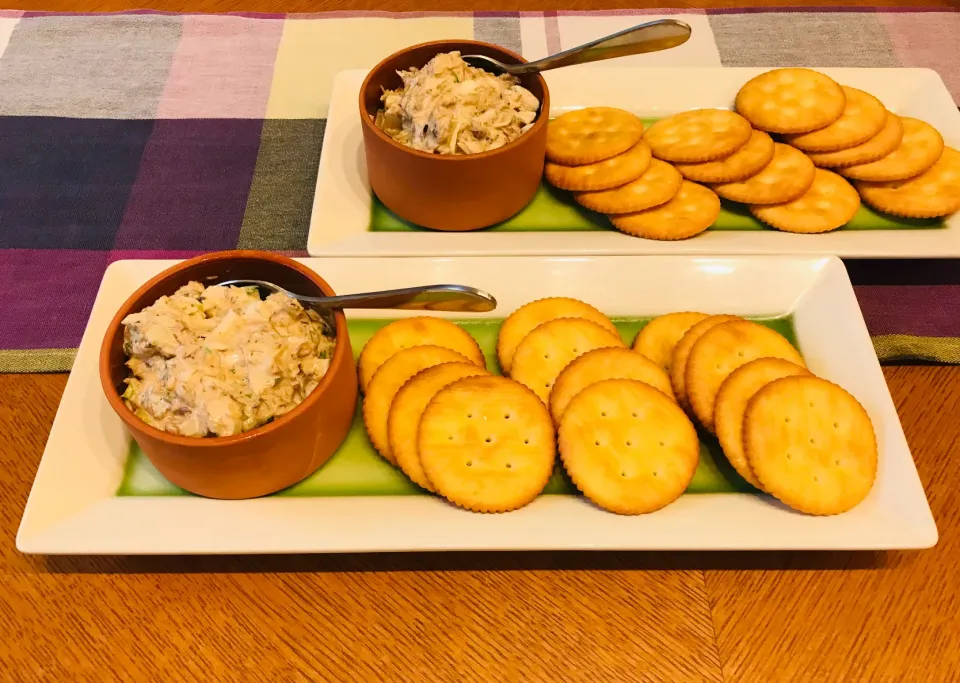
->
[
  {"left": 359, "top": 39, "right": 550, "bottom": 162},
  {"left": 98, "top": 250, "right": 352, "bottom": 449}
]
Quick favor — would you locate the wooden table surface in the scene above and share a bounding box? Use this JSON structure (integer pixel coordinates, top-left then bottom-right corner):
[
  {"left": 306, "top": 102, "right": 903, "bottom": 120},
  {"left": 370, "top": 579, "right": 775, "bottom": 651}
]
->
[{"left": 2, "top": 0, "right": 959, "bottom": 681}]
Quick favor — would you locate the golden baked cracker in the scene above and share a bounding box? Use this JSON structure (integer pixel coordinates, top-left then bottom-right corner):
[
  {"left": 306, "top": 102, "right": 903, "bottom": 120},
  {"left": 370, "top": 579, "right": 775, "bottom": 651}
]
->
[
  {"left": 544, "top": 141, "right": 652, "bottom": 191},
  {"left": 388, "top": 361, "right": 489, "bottom": 491},
  {"left": 750, "top": 168, "right": 861, "bottom": 234},
  {"left": 497, "top": 297, "right": 617, "bottom": 375},
  {"left": 856, "top": 146, "right": 960, "bottom": 219},
  {"left": 839, "top": 117, "right": 944, "bottom": 182},
  {"left": 670, "top": 314, "right": 742, "bottom": 409},
  {"left": 546, "top": 107, "right": 645, "bottom": 166},
  {"left": 511, "top": 317, "right": 625, "bottom": 403},
  {"left": 807, "top": 113, "right": 902, "bottom": 168},
  {"left": 643, "top": 109, "right": 753, "bottom": 163},
  {"left": 363, "top": 345, "right": 472, "bottom": 464},
  {"left": 735, "top": 68, "right": 846, "bottom": 134},
  {"left": 783, "top": 87, "right": 887, "bottom": 153},
  {"left": 358, "top": 317, "right": 485, "bottom": 392},
  {"left": 633, "top": 311, "right": 709, "bottom": 372},
  {"left": 685, "top": 319, "right": 805, "bottom": 432},
  {"left": 714, "top": 358, "right": 810, "bottom": 490},
  {"left": 549, "top": 347, "right": 675, "bottom": 423},
  {"left": 419, "top": 376, "right": 556, "bottom": 513},
  {"left": 711, "top": 143, "right": 815, "bottom": 205},
  {"left": 574, "top": 159, "right": 682, "bottom": 214},
  {"left": 744, "top": 376, "right": 878, "bottom": 515},
  {"left": 558, "top": 379, "right": 699, "bottom": 515},
  {"left": 610, "top": 180, "right": 721, "bottom": 241},
  {"left": 674, "top": 130, "right": 775, "bottom": 184}
]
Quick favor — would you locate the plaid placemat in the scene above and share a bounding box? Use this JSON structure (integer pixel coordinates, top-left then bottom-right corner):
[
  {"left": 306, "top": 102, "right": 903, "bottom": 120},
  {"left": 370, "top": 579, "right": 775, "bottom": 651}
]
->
[{"left": 0, "top": 7, "right": 958, "bottom": 372}]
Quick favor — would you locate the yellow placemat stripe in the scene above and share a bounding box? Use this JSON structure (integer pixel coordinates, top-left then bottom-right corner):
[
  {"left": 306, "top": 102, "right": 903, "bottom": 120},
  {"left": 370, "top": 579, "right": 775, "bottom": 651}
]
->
[
  {"left": 871, "top": 334, "right": 960, "bottom": 364},
  {"left": 0, "top": 348, "right": 77, "bottom": 373}
]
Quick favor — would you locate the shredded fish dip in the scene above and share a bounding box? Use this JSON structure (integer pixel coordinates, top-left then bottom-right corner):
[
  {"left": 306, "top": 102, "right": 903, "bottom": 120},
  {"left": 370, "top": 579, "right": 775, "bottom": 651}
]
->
[
  {"left": 121, "top": 282, "right": 335, "bottom": 438},
  {"left": 375, "top": 51, "right": 540, "bottom": 155}
]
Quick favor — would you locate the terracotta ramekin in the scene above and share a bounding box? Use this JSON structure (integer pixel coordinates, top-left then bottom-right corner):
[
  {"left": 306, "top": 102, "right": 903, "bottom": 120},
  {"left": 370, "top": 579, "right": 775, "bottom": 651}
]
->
[
  {"left": 359, "top": 39, "right": 550, "bottom": 232},
  {"left": 99, "top": 251, "right": 358, "bottom": 500}
]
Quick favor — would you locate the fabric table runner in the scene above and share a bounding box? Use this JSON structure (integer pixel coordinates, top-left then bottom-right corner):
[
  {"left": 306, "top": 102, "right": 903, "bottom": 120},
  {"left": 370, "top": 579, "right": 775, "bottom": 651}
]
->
[{"left": 0, "top": 7, "right": 958, "bottom": 372}]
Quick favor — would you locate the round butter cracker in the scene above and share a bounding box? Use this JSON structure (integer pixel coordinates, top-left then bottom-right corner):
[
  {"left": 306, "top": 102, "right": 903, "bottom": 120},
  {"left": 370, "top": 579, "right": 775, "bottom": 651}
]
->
[
  {"left": 511, "top": 317, "right": 625, "bottom": 404},
  {"left": 839, "top": 117, "right": 944, "bottom": 182},
  {"left": 546, "top": 107, "right": 645, "bottom": 166},
  {"left": 685, "top": 319, "right": 806, "bottom": 432},
  {"left": 610, "top": 180, "right": 720, "bottom": 241},
  {"left": 670, "top": 314, "right": 742, "bottom": 410},
  {"left": 419, "top": 376, "right": 556, "bottom": 513},
  {"left": 711, "top": 143, "right": 815, "bottom": 205},
  {"left": 856, "top": 146, "right": 960, "bottom": 219},
  {"left": 559, "top": 379, "right": 700, "bottom": 515},
  {"left": 714, "top": 357, "right": 810, "bottom": 490},
  {"left": 806, "top": 113, "right": 903, "bottom": 169},
  {"left": 643, "top": 109, "right": 753, "bottom": 163},
  {"left": 544, "top": 141, "right": 652, "bottom": 191},
  {"left": 549, "top": 347, "right": 675, "bottom": 423},
  {"left": 750, "top": 168, "right": 861, "bottom": 234},
  {"left": 358, "top": 317, "right": 485, "bottom": 392},
  {"left": 497, "top": 297, "right": 617, "bottom": 375},
  {"left": 736, "top": 68, "right": 846, "bottom": 134},
  {"left": 675, "top": 130, "right": 775, "bottom": 184},
  {"left": 388, "top": 361, "right": 489, "bottom": 491},
  {"left": 744, "top": 376, "right": 878, "bottom": 516},
  {"left": 633, "top": 312, "right": 709, "bottom": 373},
  {"left": 783, "top": 87, "right": 887, "bottom": 153},
  {"left": 575, "top": 158, "right": 682, "bottom": 214}
]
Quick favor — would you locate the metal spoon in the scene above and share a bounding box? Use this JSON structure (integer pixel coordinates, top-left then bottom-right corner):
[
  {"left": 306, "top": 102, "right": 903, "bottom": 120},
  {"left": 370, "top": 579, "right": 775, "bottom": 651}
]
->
[
  {"left": 463, "top": 19, "right": 692, "bottom": 76},
  {"left": 217, "top": 280, "right": 497, "bottom": 313}
]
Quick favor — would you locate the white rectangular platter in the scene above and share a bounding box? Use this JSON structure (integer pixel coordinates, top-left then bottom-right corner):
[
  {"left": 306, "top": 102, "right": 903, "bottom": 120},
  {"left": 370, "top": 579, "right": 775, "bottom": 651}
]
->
[
  {"left": 18, "top": 255, "right": 936, "bottom": 554},
  {"left": 309, "top": 67, "right": 960, "bottom": 258}
]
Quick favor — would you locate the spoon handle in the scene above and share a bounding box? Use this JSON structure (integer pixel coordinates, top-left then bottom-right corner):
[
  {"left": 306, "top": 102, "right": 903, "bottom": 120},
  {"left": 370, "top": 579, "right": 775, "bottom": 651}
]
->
[
  {"left": 304, "top": 284, "right": 497, "bottom": 313},
  {"left": 515, "top": 19, "right": 691, "bottom": 74}
]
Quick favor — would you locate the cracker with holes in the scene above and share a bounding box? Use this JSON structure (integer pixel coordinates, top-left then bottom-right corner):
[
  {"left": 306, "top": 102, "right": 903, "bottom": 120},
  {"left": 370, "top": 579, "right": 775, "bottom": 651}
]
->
[
  {"left": 857, "top": 146, "right": 960, "bottom": 219},
  {"left": 574, "top": 159, "right": 682, "bottom": 214},
  {"left": 711, "top": 143, "right": 816, "bottom": 205},
  {"left": 363, "top": 346, "right": 473, "bottom": 464},
  {"left": 497, "top": 297, "right": 617, "bottom": 375},
  {"left": 388, "top": 361, "right": 489, "bottom": 491},
  {"left": 750, "top": 168, "right": 861, "bottom": 234},
  {"left": 358, "top": 317, "right": 485, "bottom": 392},
  {"left": 643, "top": 109, "right": 753, "bottom": 163},
  {"left": 670, "top": 314, "right": 742, "bottom": 409},
  {"left": 783, "top": 87, "right": 887, "bottom": 153},
  {"left": 839, "top": 117, "right": 944, "bottom": 182},
  {"left": 610, "top": 180, "right": 721, "bottom": 241},
  {"left": 418, "top": 376, "right": 556, "bottom": 513},
  {"left": 633, "top": 311, "right": 709, "bottom": 373},
  {"left": 511, "top": 318, "right": 625, "bottom": 403},
  {"left": 558, "top": 379, "right": 699, "bottom": 515},
  {"left": 744, "top": 376, "right": 878, "bottom": 515},
  {"left": 735, "top": 68, "right": 846, "bottom": 134},
  {"left": 685, "top": 319, "right": 805, "bottom": 432},
  {"left": 807, "top": 114, "right": 902, "bottom": 168},
  {"left": 674, "top": 130, "right": 775, "bottom": 184},
  {"left": 545, "top": 141, "right": 652, "bottom": 191},
  {"left": 714, "top": 358, "right": 810, "bottom": 490},
  {"left": 549, "top": 347, "right": 675, "bottom": 423},
  {"left": 546, "top": 107, "right": 645, "bottom": 166}
]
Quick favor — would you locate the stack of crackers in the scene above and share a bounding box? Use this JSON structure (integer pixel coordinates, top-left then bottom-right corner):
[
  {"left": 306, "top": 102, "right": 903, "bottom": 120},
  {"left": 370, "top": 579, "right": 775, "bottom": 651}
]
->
[
  {"left": 736, "top": 68, "right": 960, "bottom": 227},
  {"left": 542, "top": 68, "right": 958, "bottom": 239},
  {"left": 356, "top": 301, "right": 878, "bottom": 517}
]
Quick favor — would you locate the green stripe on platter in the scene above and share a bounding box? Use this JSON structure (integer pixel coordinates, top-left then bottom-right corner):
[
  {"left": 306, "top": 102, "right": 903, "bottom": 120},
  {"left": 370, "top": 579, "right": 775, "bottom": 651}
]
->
[{"left": 117, "top": 315, "right": 801, "bottom": 498}]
